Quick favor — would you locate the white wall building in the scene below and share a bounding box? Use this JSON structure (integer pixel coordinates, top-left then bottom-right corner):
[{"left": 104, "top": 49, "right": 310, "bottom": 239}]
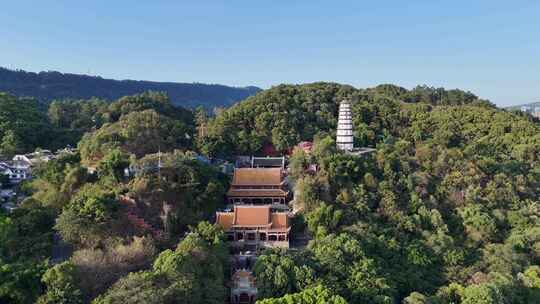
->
[
  {"left": 0, "top": 162, "right": 29, "bottom": 183},
  {"left": 534, "top": 107, "right": 540, "bottom": 118},
  {"left": 13, "top": 150, "right": 55, "bottom": 166},
  {"left": 521, "top": 106, "right": 532, "bottom": 113}
]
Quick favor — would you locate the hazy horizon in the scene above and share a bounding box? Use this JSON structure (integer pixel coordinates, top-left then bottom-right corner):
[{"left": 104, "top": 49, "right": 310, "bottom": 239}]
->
[
  {"left": 4, "top": 65, "right": 537, "bottom": 108},
  {"left": 1, "top": 1, "right": 539, "bottom": 107}
]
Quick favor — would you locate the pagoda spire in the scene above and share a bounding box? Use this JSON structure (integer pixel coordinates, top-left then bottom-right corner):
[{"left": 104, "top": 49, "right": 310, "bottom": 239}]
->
[{"left": 336, "top": 100, "right": 354, "bottom": 151}]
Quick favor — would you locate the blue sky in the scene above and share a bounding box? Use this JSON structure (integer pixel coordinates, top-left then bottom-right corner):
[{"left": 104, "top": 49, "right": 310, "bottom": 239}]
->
[{"left": 1, "top": 1, "right": 539, "bottom": 106}]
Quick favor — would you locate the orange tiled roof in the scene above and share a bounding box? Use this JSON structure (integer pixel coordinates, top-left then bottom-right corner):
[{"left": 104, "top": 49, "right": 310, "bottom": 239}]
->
[
  {"left": 232, "top": 168, "right": 283, "bottom": 186},
  {"left": 234, "top": 205, "right": 271, "bottom": 226},
  {"left": 216, "top": 206, "right": 291, "bottom": 231},
  {"left": 271, "top": 213, "right": 289, "bottom": 229},
  {"left": 232, "top": 270, "right": 256, "bottom": 288},
  {"left": 232, "top": 269, "right": 255, "bottom": 280},
  {"left": 226, "top": 189, "right": 289, "bottom": 197},
  {"left": 216, "top": 212, "right": 234, "bottom": 230}
]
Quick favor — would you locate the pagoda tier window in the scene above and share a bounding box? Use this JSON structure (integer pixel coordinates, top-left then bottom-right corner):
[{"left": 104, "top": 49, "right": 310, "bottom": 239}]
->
[
  {"left": 247, "top": 233, "right": 256, "bottom": 241},
  {"left": 268, "top": 235, "right": 278, "bottom": 241},
  {"left": 259, "top": 233, "right": 267, "bottom": 241},
  {"left": 236, "top": 232, "right": 244, "bottom": 240}
]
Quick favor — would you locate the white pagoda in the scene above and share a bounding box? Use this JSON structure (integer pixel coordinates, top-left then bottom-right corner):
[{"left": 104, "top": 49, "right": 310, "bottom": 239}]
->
[{"left": 336, "top": 100, "right": 354, "bottom": 151}]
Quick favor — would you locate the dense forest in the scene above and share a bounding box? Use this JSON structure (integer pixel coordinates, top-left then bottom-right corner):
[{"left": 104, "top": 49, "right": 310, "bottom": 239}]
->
[
  {"left": 1, "top": 83, "right": 539, "bottom": 303},
  {"left": 0, "top": 91, "right": 196, "bottom": 156},
  {"left": 198, "top": 83, "right": 494, "bottom": 157},
  {"left": 0, "top": 67, "right": 261, "bottom": 108}
]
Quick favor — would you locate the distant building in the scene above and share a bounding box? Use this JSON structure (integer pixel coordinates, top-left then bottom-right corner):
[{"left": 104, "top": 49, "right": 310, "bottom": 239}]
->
[
  {"left": 13, "top": 149, "right": 55, "bottom": 166},
  {"left": 533, "top": 107, "right": 540, "bottom": 118},
  {"left": 230, "top": 269, "right": 257, "bottom": 304},
  {"left": 235, "top": 156, "right": 285, "bottom": 169},
  {"left": 520, "top": 105, "right": 540, "bottom": 118},
  {"left": 251, "top": 156, "right": 285, "bottom": 169},
  {"left": 226, "top": 168, "right": 290, "bottom": 206},
  {"left": 216, "top": 205, "right": 292, "bottom": 250},
  {"left": 229, "top": 244, "right": 258, "bottom": 303},
  {"left": 521, "top": 106, "right": 532, "bottom": 113},
  {"left": 0, "top": 161, "right": 30, "bottom": 183},
  {"left": 1, "top": 148, "right": 75, "bottom": 183},
  {"left": 0, "top": 189, "right": 15, "bottom": 198},
  {"left": 10, "top": 149, "right": 54, "bottom": 182},
  {"left": 336, "top": 100, "right": 354, "bottom": 151},
  {"left": 1, "top": 202, "right": 17, "bottom": 213}
]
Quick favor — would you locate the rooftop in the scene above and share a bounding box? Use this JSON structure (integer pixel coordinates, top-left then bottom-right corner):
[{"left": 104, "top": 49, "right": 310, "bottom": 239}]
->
[
  {"left": 251, "top": 156, "right": 285, "bottom": 168},
  {"left": 226, "top": 189, "right": 289, "bottom": 198},
  {"left": 232, "top": 168, "right": 283, "bottom": 186},
  {"left": 231, "top": 269, "right": 257, "bottom": 289},
  {"left": 235, "top": 205, "right": 271, "bottom": 227},
  {"left": 216, "top": 205, "right": 291, "bottom": 230}
]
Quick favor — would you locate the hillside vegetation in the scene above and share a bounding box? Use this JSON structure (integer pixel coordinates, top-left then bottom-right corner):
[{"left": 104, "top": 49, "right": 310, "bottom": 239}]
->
[
  {"left": 1, "top": 83, "right": 539, "bottom": 303},
  {"left": 198, "top": 83, "right": 494, "bottom": 157},
  {"left": 200, "top": 83, "right": 540, "bottom": 303},
  {"left": 0, "top": 91, "right": 196, "bottom": 158}
]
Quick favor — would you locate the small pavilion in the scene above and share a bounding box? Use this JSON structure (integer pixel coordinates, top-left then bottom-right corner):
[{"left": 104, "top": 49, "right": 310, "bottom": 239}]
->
[{"left": 230, "top": 269, "right": 257, "bottom": 304}]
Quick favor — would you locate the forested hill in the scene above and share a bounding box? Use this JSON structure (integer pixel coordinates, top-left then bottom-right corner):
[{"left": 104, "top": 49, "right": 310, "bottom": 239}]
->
[
  {"left": 200, "top": 82, "right": 540, "bottom": 303},
  {"left": 0, "top": 67, "right": 261, "bottom": 108},
  {"left": 199, "top": 83, "right": 497, "bottom": 157},
  {"left": 1, "top": 83, "right": 540, "bottom": 303}
]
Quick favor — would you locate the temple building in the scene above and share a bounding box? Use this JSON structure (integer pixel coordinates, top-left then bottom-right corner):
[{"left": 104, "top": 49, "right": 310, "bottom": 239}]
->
[
  {"left": 222, "top": 167, "right": 294, "bottom": 303},
  {"left": 226, "top": 168, "right": 290, "bottom": 206},
  {"left": 336, "top": 100, "right": 354, "bottom": 151},
  {"left": 230, "top": 269, "right": 257, "bottom": 304},
  {"left": 216, "top": 205, "right": 291, "bottom": 250}
]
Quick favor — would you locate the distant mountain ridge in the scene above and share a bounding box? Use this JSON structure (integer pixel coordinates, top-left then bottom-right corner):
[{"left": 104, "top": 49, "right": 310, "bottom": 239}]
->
[
  {"left": 0, "top": 67, "right": 261, "bottom": 108},
  {"left": 505, "top": 101, "right": 540, "bottom": 110}
]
